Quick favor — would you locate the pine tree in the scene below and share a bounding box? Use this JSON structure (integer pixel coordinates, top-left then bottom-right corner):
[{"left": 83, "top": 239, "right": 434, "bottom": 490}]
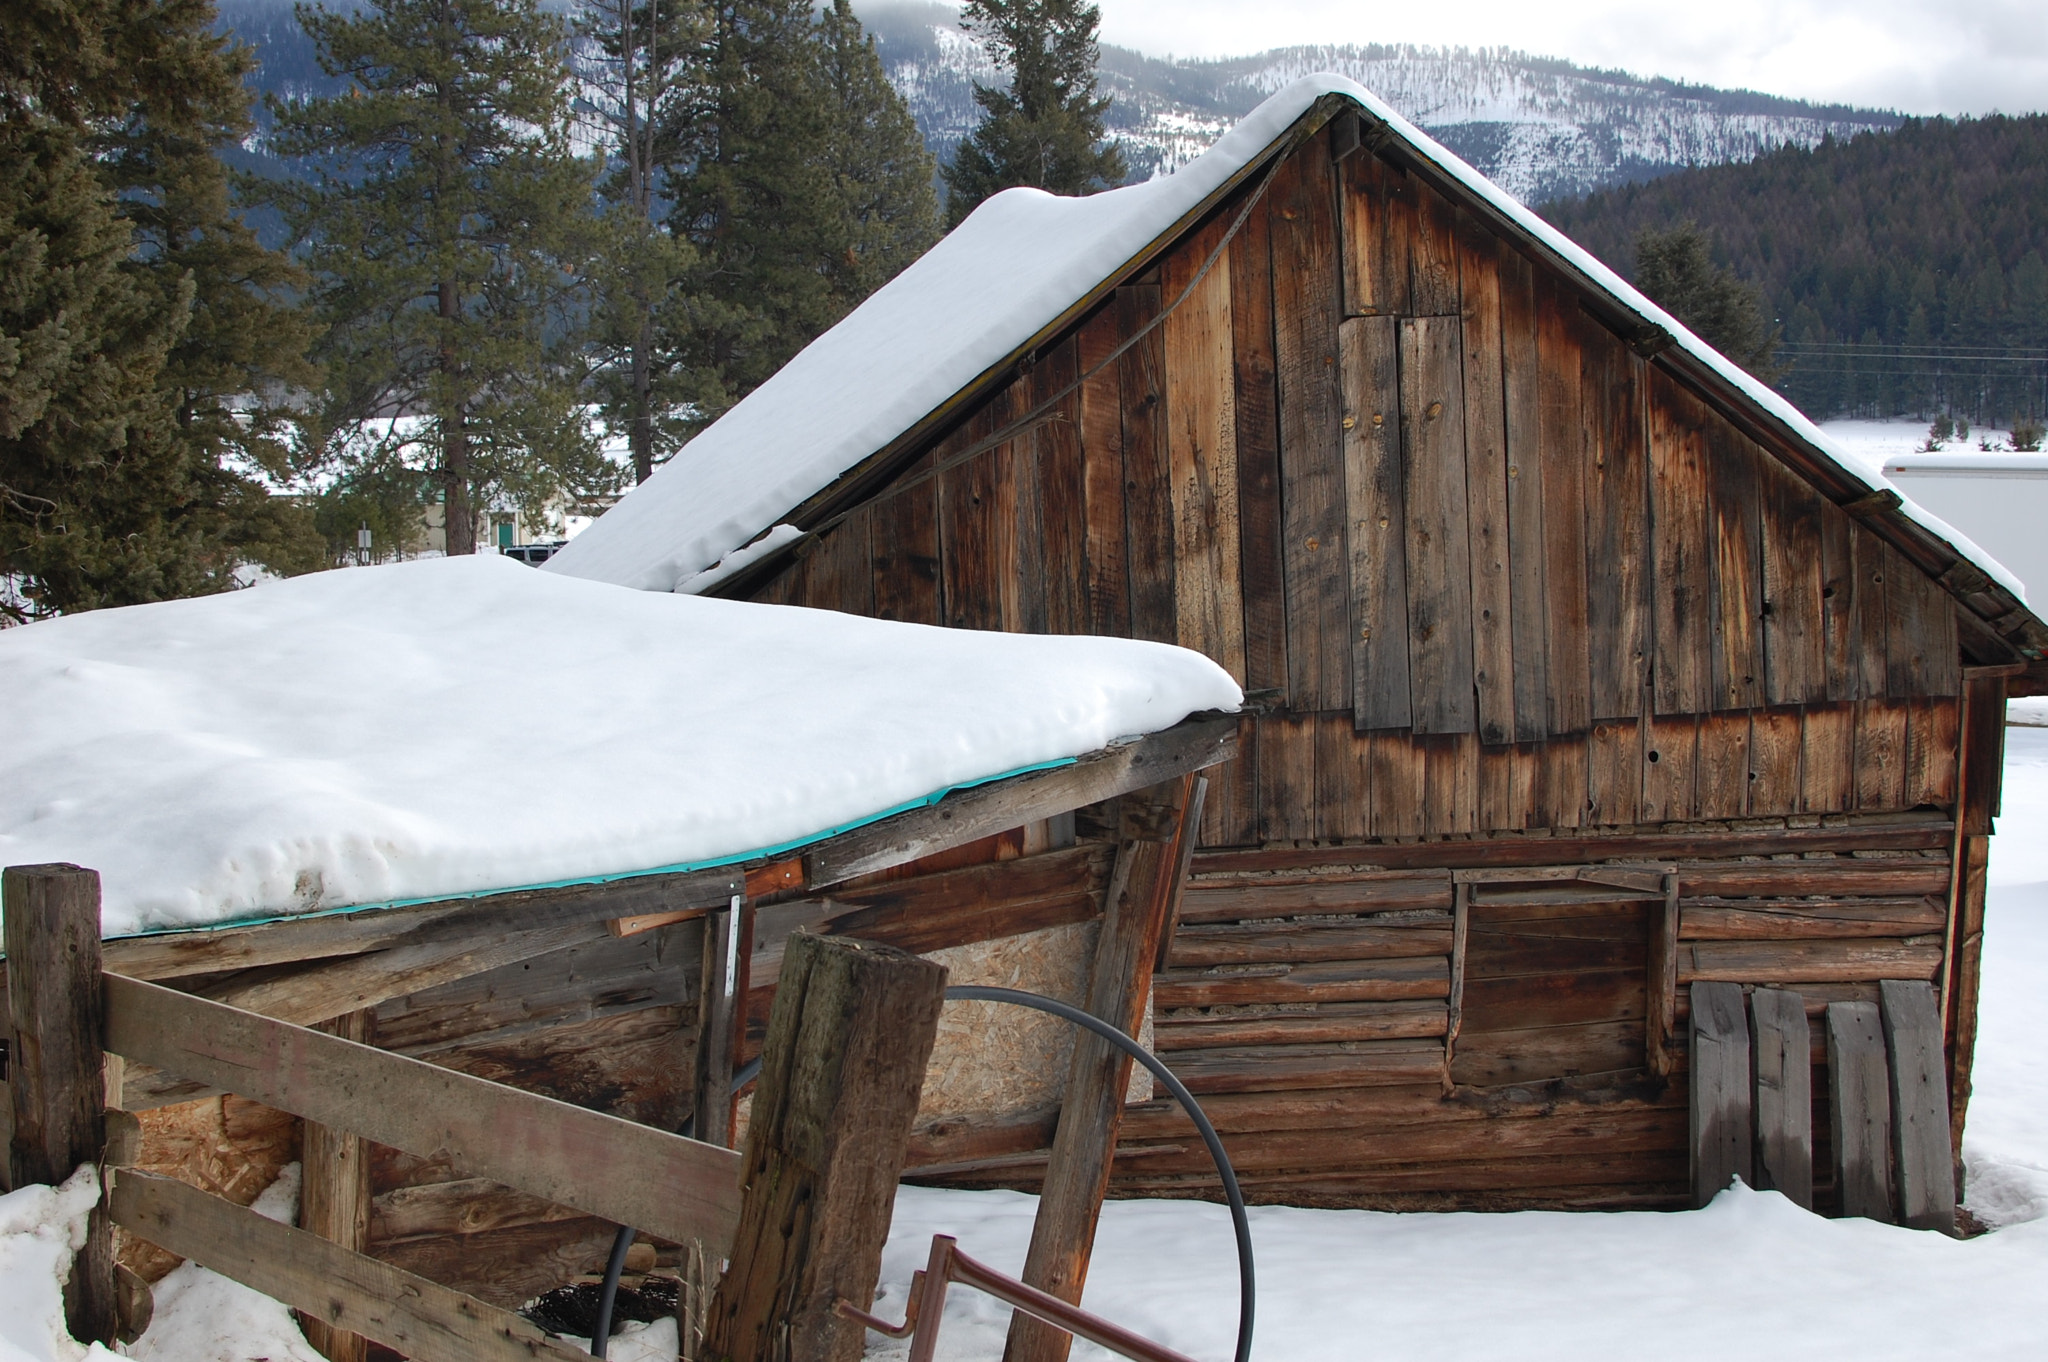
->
[
  {"left": 1633, "top": 222, "right": 1782, "bottom": 378},
  {"left": 2, "top": 0, "right": 322, "bottom": 621},
  {"left": 576, "top": 0, "right": 712, "bottom": 484},
  {"left": 817, "top": 0, "right": 938, "bottom": 302},
  {"left": 270, "top": 0, "right": 613, "bottom": 555},
  {"left": 941, "top": 0, "right": 1125, "bottom": 227}
]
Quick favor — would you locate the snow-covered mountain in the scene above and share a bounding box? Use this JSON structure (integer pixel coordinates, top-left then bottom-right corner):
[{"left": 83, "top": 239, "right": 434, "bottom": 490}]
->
[{"left": 859, "top": 2, "right": 1902, "bottom": 202}]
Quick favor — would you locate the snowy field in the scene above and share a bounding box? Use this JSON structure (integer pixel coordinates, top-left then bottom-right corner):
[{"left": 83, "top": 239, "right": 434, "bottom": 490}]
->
[{"left": 5, "top": 734, "right": 2047, "bottom": 1362}]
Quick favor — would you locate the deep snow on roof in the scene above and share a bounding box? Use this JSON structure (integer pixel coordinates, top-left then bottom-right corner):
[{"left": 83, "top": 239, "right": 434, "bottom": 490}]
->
[
  {"left": 0, "top": 556, "right": 1239, "bottom": 938},
  {"left": 545, "top": 75, "right": 2022, "bottom": 605}
]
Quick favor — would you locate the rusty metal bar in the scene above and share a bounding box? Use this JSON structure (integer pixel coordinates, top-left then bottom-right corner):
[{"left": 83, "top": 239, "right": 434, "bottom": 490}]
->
[{"left": 836, "top": 1235, "right": 1202, "bottom": 1362}]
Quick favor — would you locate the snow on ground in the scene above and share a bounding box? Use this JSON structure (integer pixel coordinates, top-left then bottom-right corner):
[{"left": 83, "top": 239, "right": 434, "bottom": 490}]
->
[
  {"left": 0, "top": 555, "right": 1239, "bottom": 937},
  {"left": 1821, "top": 419, "right": 2034, "bottom": 480}
]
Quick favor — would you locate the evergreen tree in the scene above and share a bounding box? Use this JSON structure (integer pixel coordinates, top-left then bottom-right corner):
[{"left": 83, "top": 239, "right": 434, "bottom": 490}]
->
[
  {"left": 576, "top": 0, "right": 712, "bottom": 484},
  {"left": 2, "top": 0, "right": 322, "bottom": 622},
  {"left": 660, "top": 0, "right": 935, "bottom": 423},
  {"left": 1633, "top": 222, "right": 1782, "bottom": 378},
  {"left": 270, "top": 0, "right": 613, "bottom": 555},
  {"left": 941, "top": 0, "right": 1125, "bottom": 226},
  {"left": 817, "top": 0, "right": 938, "bottom": 301}
]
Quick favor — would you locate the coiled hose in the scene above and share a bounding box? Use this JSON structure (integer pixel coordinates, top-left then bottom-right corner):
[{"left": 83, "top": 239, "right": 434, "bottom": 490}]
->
[{"left": 589, "top": 987, "right": 1256, "bottom": 1362}]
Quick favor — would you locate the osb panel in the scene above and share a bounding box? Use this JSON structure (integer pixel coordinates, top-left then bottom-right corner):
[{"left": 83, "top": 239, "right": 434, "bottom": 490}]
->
[{"left": 119, "top": 1094, "right": 300, "bottom": 1282}]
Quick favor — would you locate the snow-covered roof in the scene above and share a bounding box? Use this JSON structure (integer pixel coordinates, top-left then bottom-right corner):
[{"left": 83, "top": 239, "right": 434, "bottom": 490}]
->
[
  {"left": 544, "top": 74, "right": 2025, "bottom": 605},
  {"left": 0, "top": 556, "right": 1239, "bottom": 938}
]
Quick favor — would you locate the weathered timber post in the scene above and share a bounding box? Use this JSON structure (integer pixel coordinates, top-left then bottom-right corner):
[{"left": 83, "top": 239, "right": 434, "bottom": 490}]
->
[
  {"left": 298, "top": 1010, "right": 374, "bottom": 1362},
  {"left": 5, "top": 863, "right": 117, "bottom": 1344},
  {"left": 1749, "top": 988, "right": 1813, "bottom": 1209},
  {"left": 702, "top": 932, "right": 946, "bottom": 1362},
  {"left": 1004, "top": 774, "right": 1202, "bottom": 1362},
  {"left": 1689, "top": 979, "right": 1752, "bottom": 1209},
  {"left": 693, "top": 895, "right": 752, "bottom": 1147}
]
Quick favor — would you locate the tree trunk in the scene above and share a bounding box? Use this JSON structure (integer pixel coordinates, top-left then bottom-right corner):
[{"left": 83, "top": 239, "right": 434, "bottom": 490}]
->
[
  {"left": 631, "top": 311, "right": 654, "bottom": 484},
  {"left": 439, "top": 278, "right": 475, "bottom": 555}
]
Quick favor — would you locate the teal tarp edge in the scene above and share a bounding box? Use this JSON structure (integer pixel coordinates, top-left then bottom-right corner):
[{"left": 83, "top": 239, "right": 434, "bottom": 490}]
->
[{"left": 89, "top": 754, "right": 1078, "bottom": 945}]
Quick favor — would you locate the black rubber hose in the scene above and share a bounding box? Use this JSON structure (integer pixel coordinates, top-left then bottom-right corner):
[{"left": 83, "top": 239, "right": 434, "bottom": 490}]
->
[
  {"left": 944, "top": 984, "right": 1256, "bottom": 1362},
  {"left": 589, "top": 1059, "right": 764, "bottom": 1356}
]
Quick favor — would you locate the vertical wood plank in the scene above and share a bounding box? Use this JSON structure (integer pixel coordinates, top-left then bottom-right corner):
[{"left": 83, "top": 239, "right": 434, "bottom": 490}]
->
[
  {"left": 1006, "top": 779, "right": 1195, "bottom": 1362},
  {"left": 692, "top": 897, "right": 745, "bottom": 1148},
  {"left": 805, "top": 511, "right": 875, "bottom": 618},
  {"left": 1035, "top": 336, "right": 1087, "bottom": 637},
  {"left": 1230, "top": 194, "right": 1288, "bottom": 693},
  {"left": 871, "top": 451, "right": 942, "bottom": 626},
  {"left": 299, "top": 1011, "right": 373, "bottom": 1362},
  {"left": 1799, "top": 702, "right": 1857, "bottom": 814},
  {"left": 1338, "top": 150, "right": 1411, "bottom": 318},
  {"left": 1818, "top": 498, "right": 1864, "bottom": 701},
  {"left": 1851, "top": 524, "right": 1891, "bottom": 699},
  {"left": 1163, "top": 226, "right": 1247, "bottom": 683},
  {"left": 1257, "top": 713, "right": 1315, "bottom": 844},
  {"left": 1945, "top": 833, "right": 1991, "bottom": 1169},
  {"left": 1005, "top": 376, "right": 1048, "bottom": 636},
  {"left": 1883, "top": 542, "right": 1940, "bottom": 698},
  {"left": 1912, "top": 696, "right": 1961, "bottom": 810},
  {"left": 1077, "top": 307, "right": 1131, "bottom": 639},
  {"left": 1750, "top": 988, "right": 1815, "bottom": 1210},
  {"left": 1586, "top": 719, "right": 1641, "bottom": 827},
  {"left": 1366, "top": 731, "right": 1425, "bottom": 838},
  {"left": 1641, "top": 713, "right": 1701, "bottom": 824},
  {"left": 1708, "top": 429, "right": 1765, "bottom": 711},
  {"left": 1696, "top": 711, "right": 1752, "bottom": 821},
  {"left": 1421, "top": 733, "right": 1479, "bottom": 835},
  {"left": 1118, "top": 285, "right": 1176, "bottom": 644},
  {"left": 1647, "top": 876, "right": 1680, "bottom": 1077},
  {"left": 1460, "top": 228, "right": 1515, "bottom": 745},
  {"left": 1855, "top": 699, "right": 1910, "bottom": 812},
  {"left": 940, "top": 397, "right": 1007, "bottom": 633},
  {"left": 1759, "top": 459, "right": 1828, "bottom": 706},
  {"left": 1691, "top": 979, "right": 1753, "bottom": 1208},
  {"left": 1271, "top": 136, "right": 1352, "bottom": 709},
  {"left": 1748, "top": 707, "right": 1803, "bottom": 817},
  {"left": 1400, "top": 315, "right": 1477, "bottom": 734},
  {"left": 1200, "top": 715, "right": 1259, "bottom": 850},
  {"left": 1340, "top": 314, "right": 1410, "bottom": 729},
  {"left": 4, "top": 864, "right": 115, "bottom": 1343},
  {"left": 1476, "top": 742, "right": 1527, "bottom": 831},
  {"left": 1648, "top": 373, "right": 1713, "bottom": 714},
  {"left": 1315, "top": 712, "right": 1366, "bottom": 841},
  {"left": 1408, "top": 182, "right": 1461, "bottom": 316},
  {"left": 706, "top": 935, "right": 948, "bottom": 1362},
  {"left": 1537, "top": 277, "right": 1591, "bottom": 734},
  {"left": 1826, "top": 1000, "right": 1896, "bottom": 1222},
  {"left": 1879, "top": 979, "right": 1957, "bottom": 1233},
  {"left": 1583, "top": 340, "right": 1650, "bottom": 721},
  {"left": 1538, "top": 734, "right": 1589, "bottom": 829},
  {"left": 1498, "top": 243, "right": 1549, "bottom": 741}
]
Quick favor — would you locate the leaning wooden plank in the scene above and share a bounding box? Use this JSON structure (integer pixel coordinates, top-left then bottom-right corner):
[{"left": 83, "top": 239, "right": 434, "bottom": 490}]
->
[
  {"left": 1748, "top": 988, "right": 1813, "bottom": 1209},
  {"left": 1825, "top": 1001, "right": 1895, "bottom": 1222},
  {"left": 705, "top": 934, "right": 947, "bottom": 1362},
  {"left": 108, "top": 1169, "right": 590, "bottom": 1362},
  {"left": 1689, "top": 979, "right": 1752, "bottom": 1208},
  {"left": 1879, "top": 978, "right": 1957, "bottom": 1233},
  {"left": 804, "top": 716, "right": 1236, "bottom": 886},
  {"left": 102, "top": 974, "right": 742, "bottom": 1251}
]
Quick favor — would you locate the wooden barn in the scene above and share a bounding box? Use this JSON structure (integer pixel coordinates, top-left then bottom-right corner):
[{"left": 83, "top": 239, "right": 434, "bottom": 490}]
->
[{"left": 550, "top": 76, "right": 2048, "bottom": 1222}]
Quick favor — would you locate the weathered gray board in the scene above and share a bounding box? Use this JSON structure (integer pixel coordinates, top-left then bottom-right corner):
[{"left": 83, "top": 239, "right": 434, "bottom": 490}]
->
[
  {"left": 1749, "top": 987, "right": 1813, "bottom": 1209},
  {"left": 1880, "top": 979, "right": 1957, "bottom": 1232},
  {"left": 1825, "top": 1001, "right": 1895, "bottom": 1222},
  {"left": 1690, "top": 980, "right": 1752, "bottom": 1207}
]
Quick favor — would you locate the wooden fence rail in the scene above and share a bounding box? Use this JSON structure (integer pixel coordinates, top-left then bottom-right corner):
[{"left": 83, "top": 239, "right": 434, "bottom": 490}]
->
[{"left": 101, "top": 973, "right": 743, "bottom": 1253}]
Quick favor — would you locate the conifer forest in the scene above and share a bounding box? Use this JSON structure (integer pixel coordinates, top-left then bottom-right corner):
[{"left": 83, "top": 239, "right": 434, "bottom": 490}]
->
[{"left": 4, "top": 0, "right": 2045, "bottom": 623}]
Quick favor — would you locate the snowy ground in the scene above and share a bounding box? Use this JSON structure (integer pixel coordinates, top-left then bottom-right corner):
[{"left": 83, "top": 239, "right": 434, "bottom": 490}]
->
[
  {"left": 5, "top": 734, "right": 2047, "bottom": 1362},
  {"left": 1820, "top": 418, "right": 2034, "bottom": 478}
]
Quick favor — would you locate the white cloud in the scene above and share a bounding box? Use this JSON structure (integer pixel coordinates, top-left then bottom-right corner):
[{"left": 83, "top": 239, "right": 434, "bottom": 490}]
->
[{"left": 1089, "top": 0, "right": 2048, "bottom": 116}]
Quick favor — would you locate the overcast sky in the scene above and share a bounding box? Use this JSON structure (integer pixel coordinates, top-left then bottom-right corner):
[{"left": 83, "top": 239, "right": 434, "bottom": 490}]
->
[{"left": 1090, "top": 0, "right": 2047, "bottom": 117}]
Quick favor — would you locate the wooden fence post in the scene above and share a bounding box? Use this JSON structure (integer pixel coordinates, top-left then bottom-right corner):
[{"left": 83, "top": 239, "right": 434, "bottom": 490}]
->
[
  {"left": 298, "top": 1010, "right": 374, "bottom": 1362},
  {"left": 1005, "top": 775, "right": 1199, "bottom": 1362},
  {"left": 1689, "top": 979, "right": 1751, "bottom": 1209},
  {"left": 5, "top": 863, "right": 117, "bottom": 1344},
  {"left": 702, "top": 933, "right": 947, "bottom": 1362}
]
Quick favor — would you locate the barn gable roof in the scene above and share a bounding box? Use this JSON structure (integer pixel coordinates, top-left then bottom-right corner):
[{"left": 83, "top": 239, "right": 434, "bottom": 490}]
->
[{"left": 545, "top": 76, "right": 2046, "bottom": 668}]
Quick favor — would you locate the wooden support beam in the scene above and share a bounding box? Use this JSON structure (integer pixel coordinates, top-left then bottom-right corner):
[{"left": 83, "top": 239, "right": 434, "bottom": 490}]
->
[
  {"left": 298, "top": 1011, "right": 373, "bottom": 1362},
  {"left": 1005, "top": 775, "right": 1198, "bottom": 1362},
  {"left": 102, "top": 973, "right": 742, "bottom": 1252},
  {"left": 703, "top": 933, "right": 947, "bottom": 1362},
  {"left": 109, "top": 1169, "right": 590, "bottom": 1362},
  {"left": 804, "top": 718, "right": 1234, "bottom": 887},
  {"left": 1646, "top": 876, "right": 1680, "bottom": 1077},
  {"left": 1880, "top": 979, "right": 1957, "bottom": 1233},
  {"left": 1749, "top": 988, "right": 1813, "bottom": 1209},
  {"left": 1825, "top": 1001, "right": 1895, "bottom": 1222},
  {"left": 4, "top": 863, "right": 116, "bottom": 1343},
  {"left": 1689, "top": 979, "right": 1751, "bottom": 1209},
  {"left": 691, "top": 896, "right": 749, "bottom": 1146}
]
